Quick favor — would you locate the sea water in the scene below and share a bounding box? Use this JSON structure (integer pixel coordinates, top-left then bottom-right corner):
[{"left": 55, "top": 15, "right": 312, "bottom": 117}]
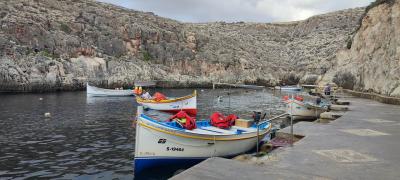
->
[{"left": 0, "top": 88, "right": 285, "bottom": 179}]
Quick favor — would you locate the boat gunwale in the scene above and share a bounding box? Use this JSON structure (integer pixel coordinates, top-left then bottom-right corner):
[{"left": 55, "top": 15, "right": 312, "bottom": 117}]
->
[{"left": 136, "top": 91, "right": 196, "bottom": 104}]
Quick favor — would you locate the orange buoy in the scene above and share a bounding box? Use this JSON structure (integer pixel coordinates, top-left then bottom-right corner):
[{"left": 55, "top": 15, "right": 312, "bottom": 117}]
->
[{"left": 138, "top": 86, "right": 143, "bottom": 95}]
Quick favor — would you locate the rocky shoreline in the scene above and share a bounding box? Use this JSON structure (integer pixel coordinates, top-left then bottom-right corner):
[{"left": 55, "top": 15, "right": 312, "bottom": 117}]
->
[{"left": 0, "top": 0, "right": 399, "bottom": 96}]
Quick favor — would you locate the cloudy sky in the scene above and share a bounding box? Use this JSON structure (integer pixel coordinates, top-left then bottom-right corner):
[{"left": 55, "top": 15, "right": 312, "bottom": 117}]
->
[{"left": 97, "top": 0, "right": 374, "bottom": 23}]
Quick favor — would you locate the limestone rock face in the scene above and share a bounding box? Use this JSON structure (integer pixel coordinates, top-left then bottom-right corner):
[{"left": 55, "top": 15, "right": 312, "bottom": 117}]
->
[
  {"left": 326, "top": 0, "right": 400, "bottom": 96},
  {"left": 0, "top": 0, "right": 366, "bottom": 91}
]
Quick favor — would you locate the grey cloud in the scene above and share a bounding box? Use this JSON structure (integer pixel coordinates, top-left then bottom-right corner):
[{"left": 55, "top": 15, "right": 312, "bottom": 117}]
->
[{"left": 97, "top": 0, "right": 374, "bottom": 23}]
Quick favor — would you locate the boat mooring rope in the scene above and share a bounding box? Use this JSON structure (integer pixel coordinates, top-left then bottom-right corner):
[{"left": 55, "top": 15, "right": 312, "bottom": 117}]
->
[{"left": 213, "top": 135, "right": 217, "bottom": 157}]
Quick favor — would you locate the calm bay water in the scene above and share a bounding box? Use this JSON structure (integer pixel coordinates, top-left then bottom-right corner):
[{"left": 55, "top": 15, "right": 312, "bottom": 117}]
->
[{"left": 0, "top": 88, "right": 285, "bottom": 179}]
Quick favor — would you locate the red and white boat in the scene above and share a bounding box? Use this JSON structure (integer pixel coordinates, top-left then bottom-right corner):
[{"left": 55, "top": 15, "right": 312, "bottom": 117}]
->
[{"left": 136, "top": 91, "right": 197, "bottom": 116}]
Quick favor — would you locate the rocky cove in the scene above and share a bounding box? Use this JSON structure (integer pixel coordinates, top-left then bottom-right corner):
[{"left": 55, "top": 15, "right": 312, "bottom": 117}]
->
[{"left": 0, "top": 0, "right": 399, "bottom": 96}]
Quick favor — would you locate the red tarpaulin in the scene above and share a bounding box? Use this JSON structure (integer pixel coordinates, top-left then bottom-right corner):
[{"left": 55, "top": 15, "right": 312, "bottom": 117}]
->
[
  {"left": 169, "top": 111, "right": 196, "bottom": 130},
  {"left": 153, "top": 92, "right": 167, "bottom": 101},
  {"left": 210, "top": 112, "right": 238, "bottom": 129}
]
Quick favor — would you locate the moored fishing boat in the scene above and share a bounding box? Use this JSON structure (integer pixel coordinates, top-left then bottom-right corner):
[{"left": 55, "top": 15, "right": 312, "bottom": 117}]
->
[
  {"left": 134, "top": 107, "right": 272, "bottom": 174},
  {"left": 86, "top": 83, "right": 134, "bottom": 97},
  {"left": 284, "top": 96, "right": 329, "bottom": 120},
  {"left": 136, "top": 91, "right": 197, "bottom": 116},
  {"left": 275, "top": 86, "right": 302, "bottom": 92}
]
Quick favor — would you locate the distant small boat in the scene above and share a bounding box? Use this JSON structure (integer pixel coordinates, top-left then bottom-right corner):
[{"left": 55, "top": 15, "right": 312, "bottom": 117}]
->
[
  {"left": 86, "top": 83, "right": 134, "bottom": 97},
  {"left": 136, "top": 91, "right": 197, "bottom": 116},
  {"left": 275, "top": 86, "right": 302, "bottom": 92},
  {"left": 134, "top": 107, "right": 272, "bottom": 174},
  {"left": 284, "top": 97, "right": 328, "bottom": 120},
  {"left": 134, "top": 81, "right": 156, "bottom": 87}
]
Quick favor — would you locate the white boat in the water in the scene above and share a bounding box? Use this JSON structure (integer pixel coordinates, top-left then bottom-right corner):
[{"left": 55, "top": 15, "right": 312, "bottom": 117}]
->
[
  {"left": 275, "top": 86, "right": 302, "bottom": 92},
  {"left": 86, "top": 83, "right": 134, "bottom": 97},
  {"left": 284, "top": 97, "right": 329, "bottom": 120},
  {"left": 136, "top": 91, "right": 197, "bottom": 116},
  {"left": 134, "top": 107, "right": 272, "bottom": 174}
]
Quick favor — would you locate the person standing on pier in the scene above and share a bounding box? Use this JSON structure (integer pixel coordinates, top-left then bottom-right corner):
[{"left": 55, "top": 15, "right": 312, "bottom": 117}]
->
[{"left": 324, "top": 84, "right": 331, "bottom": 96}]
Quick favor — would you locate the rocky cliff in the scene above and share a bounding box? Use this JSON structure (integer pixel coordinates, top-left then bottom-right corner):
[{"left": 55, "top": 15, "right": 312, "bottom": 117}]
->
[
  {"left": 0, "top": 0, "right": 366, "bottom": 92},
  {"left": 325, "top": 0, "right": 400, "bottom": 97}
]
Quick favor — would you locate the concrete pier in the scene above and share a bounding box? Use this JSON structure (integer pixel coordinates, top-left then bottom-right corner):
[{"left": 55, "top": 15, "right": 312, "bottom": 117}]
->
[{"left": 171, "top": 97, "right": 400, "bottom": 180}]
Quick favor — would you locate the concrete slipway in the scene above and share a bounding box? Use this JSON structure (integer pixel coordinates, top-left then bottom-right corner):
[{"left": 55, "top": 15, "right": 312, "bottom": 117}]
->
[{"left": 171, "top": 97, "right": 400, "bottom": 180}]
